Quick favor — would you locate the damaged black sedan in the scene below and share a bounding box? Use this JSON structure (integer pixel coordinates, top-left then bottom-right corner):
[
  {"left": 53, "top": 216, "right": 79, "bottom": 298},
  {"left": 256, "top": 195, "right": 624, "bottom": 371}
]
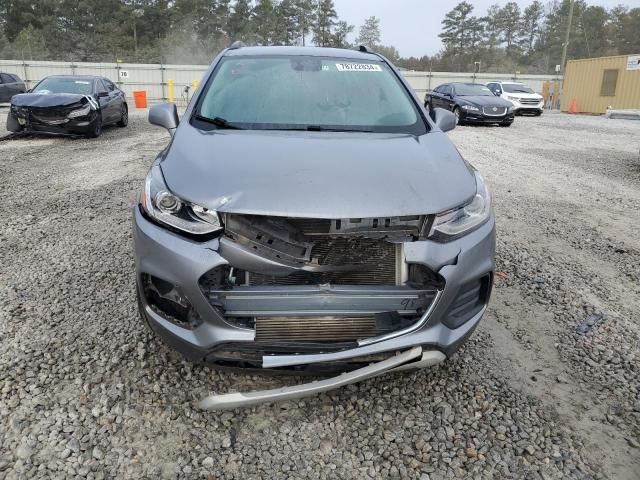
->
[{"left": 7, "top": 75, "right": 128, "bottom": 138}]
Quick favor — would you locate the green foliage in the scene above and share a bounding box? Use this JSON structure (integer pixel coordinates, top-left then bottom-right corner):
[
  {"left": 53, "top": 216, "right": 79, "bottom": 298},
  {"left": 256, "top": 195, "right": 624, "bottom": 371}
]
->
[
  {"left": 356, "top": 15, "right": 381, "bottom": 48},
  {"left": 437, "top": 0, "right": 640, "bottom": 74},
  {"left": 0, "top": 0, "right": 636, "bottom": 73}
]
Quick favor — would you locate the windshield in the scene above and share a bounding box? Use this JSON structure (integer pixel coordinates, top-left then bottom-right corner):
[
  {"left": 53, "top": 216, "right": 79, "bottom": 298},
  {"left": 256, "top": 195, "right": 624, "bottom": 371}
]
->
[
  {"left": 454, "top": 84, "right": 494, "bottom": 96},
  {"left": 33, "top": 78, "right": 93, "bottom": 95},
  {"left": 195, "top": 56, "right": 426, "bottom": 134},
  {"left": 502, "top": 83, "right": 534, "bottom": 94}
]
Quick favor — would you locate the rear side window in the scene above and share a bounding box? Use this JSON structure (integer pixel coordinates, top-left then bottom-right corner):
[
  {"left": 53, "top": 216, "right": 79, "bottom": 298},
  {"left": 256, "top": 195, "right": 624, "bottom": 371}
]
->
[
  {"left": 600, "top": 69, "right": 618, "bottom": 96},
  {"left": 104, "top": 79, "right": 116, "bottom": 91}
]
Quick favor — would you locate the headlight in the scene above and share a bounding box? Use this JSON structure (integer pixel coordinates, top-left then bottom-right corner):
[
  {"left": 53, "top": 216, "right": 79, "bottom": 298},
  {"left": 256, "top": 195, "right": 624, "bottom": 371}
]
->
[
  {"left": 67, "top": 104, "right": 91, "bottom": 118},
  {"left": 141, "top": 164, "right": 223, "bottom": 235},
  {"left": 462, "top": 105, "right": 480, "bottom": 111},
  {"left": 507, "top": 96, "right": 520, "bottom": 102},
  {"left": 429, "top": 170, "right": 491, "bottom": 241},
  {"left": 507, "top": 106, "right": 514, "bottom": 113}
]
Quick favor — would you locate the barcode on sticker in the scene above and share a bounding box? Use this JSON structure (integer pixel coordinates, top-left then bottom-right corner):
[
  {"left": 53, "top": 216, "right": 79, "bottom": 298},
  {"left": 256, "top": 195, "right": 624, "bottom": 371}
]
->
[{"left": 336, "top": 63, "right": 382, "bottom": 72}]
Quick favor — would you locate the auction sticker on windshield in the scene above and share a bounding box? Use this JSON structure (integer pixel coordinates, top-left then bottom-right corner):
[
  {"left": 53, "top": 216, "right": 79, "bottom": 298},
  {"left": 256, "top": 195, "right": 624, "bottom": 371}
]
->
[{"left": 336, "top": 63, "right": 382, "bottom": 72}]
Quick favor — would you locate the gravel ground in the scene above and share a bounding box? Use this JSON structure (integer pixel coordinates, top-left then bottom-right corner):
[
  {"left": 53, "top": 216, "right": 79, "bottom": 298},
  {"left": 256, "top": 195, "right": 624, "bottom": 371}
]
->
[{"left": 0, "top": 108, "right": 639, "bottom": 479}]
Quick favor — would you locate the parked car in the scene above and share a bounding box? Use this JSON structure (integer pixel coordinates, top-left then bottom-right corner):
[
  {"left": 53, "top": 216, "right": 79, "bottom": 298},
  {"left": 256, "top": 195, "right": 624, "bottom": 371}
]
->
[
  {"left": 425, "top": 82, "right": 514, "bottom": 127},
  {"left": 486, "top": 81, "right": 544, "bottom": 116},
  {"left": 135, "top": 46, "right": 495, "bottom": 409},
  {"left": 0, "top": 72, "right": 27, "bottom": 102},
  {"left": 6, "top": 75, "right": 128, "bottom": 137}
]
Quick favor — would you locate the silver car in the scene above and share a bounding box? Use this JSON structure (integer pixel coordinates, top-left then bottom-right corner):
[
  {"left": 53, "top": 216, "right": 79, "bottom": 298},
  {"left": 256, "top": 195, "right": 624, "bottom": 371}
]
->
[{"left": 134, "top": 46, "right": 495, "bottom": 408}]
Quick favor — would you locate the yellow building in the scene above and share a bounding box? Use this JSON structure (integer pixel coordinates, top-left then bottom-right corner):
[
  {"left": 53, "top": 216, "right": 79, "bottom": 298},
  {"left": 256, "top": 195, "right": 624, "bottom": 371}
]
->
[{"left": 561, "top": 54, "right": 640, "bottom": 114}]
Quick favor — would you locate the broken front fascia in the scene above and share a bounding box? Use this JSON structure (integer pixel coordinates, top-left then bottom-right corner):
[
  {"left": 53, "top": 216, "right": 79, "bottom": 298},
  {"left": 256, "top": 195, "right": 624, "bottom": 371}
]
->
[
  {"left": 10, "top": 94, "right": 97, "bottom": 128},
  {"left": 197, "top": 347, "right": 446, "bottom": 411}
]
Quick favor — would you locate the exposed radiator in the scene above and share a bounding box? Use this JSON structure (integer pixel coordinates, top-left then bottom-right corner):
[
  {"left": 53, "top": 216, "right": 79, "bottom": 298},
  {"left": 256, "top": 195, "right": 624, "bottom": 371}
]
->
[
  {"left": 255, "top": 316, "right": 377, "bottom": 342},
  {"left": 248, "top": 237, "right": 397, "bottom": 286}
]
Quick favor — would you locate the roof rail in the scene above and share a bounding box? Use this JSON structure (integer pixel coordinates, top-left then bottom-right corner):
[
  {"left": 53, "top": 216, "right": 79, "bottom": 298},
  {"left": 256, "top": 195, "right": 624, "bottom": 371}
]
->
[{"left": 229, "top": 41, "right": 245, "bottom": 50}]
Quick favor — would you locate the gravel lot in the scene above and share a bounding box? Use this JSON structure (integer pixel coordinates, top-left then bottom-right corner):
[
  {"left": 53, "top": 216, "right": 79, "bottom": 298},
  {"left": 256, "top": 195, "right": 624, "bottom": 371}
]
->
[{"left": 1, "top": 108, "right": 639, "bottom": 479}]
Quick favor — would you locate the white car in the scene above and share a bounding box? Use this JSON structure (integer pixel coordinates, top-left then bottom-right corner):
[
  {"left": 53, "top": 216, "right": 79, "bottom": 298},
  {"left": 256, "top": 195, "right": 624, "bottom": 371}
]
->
[{"left": 486, "top": 81, "right": 544, "bottom": 116}]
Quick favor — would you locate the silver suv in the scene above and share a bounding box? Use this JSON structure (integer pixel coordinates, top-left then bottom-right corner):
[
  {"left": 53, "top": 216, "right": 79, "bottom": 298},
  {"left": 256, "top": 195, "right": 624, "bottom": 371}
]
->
[{"left": 135, "top": 46, "right": 495, "bottom": 408}]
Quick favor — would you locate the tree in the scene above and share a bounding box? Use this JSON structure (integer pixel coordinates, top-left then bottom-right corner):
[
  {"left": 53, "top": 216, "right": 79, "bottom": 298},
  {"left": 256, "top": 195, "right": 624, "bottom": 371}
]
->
[
  {"left": 376, "top": 44, "right": 400, "bottom": 62},
  {"left": 607, "top": 6, "right": 640, "bottom": 55},
  {"left": 519, "top": 0, "right": 544, "bottom": 55},
  {"left": 481, "top": 4, "right": 502, "bottom": 52},
  {"left": 356, "top": 16, "right": 380, "bottom": 47},
  {"left": 439, "top": 2, "right": 478, "bottom": 70},
  {"left": 439, "top": 2, "right": 475, "bottom": 55},
  {"left": 274, "top": 0, "right": 301, "bottom": 44},
  {"left": 496, "top": 2, "right": 521, "bottom": 54},
  {"left": 228, "top": 0, "right": 253, "bottom": 42},
  {"left": 292, "top": 0, "right": 315, "bottom": 46},
  {"left": 252, "top": 0, "right": 277, "bottom": 44},
  {"left": 331, "top": 20, "right": 353, "bottom": 49},
  {"left": 313, "top": 0, "right": 337, "bottom": 47}
]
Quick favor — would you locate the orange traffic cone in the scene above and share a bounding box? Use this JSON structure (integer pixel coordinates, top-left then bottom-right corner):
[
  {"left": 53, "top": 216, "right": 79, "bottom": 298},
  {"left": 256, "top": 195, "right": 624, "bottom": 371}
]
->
[{"left": 568, "top": 97, "right": 578, "bottom": 114}]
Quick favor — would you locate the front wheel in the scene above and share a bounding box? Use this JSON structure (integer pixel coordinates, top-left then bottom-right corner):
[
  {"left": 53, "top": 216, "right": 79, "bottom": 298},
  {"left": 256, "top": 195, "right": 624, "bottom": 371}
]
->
[
  {"left": 88, "top": 113, "right": 102, "bottom": 138},
  {"left": 453, "top": 107, "right": 461, "bottom": 125},
  {"left": 117, "top": 104, "right": 128, "bottom": 127},
  {"left": 534, "top": 110, "right": 543, "bottom": 116},
  {"left": 499, "top": 121, "right": 513, "bottom": 127},
  {"left": 6, "top": 113, "right": 23, "bottom": 133}
]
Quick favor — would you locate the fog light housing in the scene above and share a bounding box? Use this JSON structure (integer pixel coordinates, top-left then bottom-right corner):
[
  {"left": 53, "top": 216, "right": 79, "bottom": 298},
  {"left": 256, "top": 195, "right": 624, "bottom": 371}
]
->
[
  {"left": 443, "top": 274, "right": 492, "bottom": 329},
  {"left": 142, "top": 274, "right": 203, "bottom": 329}
]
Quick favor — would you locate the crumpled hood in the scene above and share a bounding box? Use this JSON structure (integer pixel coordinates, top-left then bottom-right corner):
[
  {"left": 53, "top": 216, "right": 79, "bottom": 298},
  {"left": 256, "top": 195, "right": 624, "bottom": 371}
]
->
[
  {"left": 161, "top": 128, "right": 477, "bottom": 218},
  {"left": 11, "top": 93, "right": 92, "bottom": 108},
  {"left": 458, "top": 96, "right": 513, "bottom": 108}
]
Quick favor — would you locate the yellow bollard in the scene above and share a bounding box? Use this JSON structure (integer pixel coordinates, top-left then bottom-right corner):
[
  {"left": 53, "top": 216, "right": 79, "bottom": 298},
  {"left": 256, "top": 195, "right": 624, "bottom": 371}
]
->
[
  {"left": 168, "top": 79, "right": 174, "bottom": 103},
  {"left": 193, "top": 79, "right": 199, "bottom": 91}
]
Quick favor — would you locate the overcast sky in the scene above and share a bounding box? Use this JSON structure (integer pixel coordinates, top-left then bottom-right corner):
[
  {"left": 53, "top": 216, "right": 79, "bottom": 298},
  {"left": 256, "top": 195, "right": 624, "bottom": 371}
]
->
[{"left": 333, "top": 0, "right": 629, "bottom": 57}]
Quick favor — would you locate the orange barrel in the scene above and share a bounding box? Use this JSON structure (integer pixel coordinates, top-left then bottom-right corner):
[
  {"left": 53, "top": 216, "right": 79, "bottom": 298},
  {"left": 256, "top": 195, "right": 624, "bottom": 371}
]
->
[{"left": 133, "top": 90, "right": 148, "bottom": 109}]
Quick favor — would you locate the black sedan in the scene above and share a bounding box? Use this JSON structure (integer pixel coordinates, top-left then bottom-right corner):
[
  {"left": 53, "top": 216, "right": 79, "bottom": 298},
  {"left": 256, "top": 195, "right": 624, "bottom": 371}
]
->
[
  {"left": 6, "top": 75, "right": 128, "bottom": 138},
  {"left": 0, "top": 72, "right": 27, "bottom": 102},
  {"left": 425, "top": 82, "right": 514, "bottom": 127}
]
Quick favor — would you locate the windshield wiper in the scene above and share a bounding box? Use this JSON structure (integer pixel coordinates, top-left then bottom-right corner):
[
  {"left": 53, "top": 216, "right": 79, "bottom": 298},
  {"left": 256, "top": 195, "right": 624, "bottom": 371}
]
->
[
  {"left": 305, "top": 125, "right": 374, "bottom": 133},
  {"left": 194, "top": 115, "right": 244, "bottom": 130}
]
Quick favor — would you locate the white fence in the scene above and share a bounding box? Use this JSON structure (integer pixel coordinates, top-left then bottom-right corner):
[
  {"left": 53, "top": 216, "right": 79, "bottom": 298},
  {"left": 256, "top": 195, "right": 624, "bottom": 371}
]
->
[{"left": 0, "top": 59, "right": 561, "bottom": 105}]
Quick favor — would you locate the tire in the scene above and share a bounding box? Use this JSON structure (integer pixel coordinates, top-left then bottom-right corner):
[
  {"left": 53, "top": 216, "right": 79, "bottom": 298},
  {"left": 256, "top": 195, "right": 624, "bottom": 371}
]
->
[
  {"left": 6, "top": 113, "right": 23, "bottom": 133},
  {"left": 88, "top": 113, "right": 102, "bottom": 138},
  {"left": 499, "top": 121, "right": 513, "bottom": 127},
  {"left": 453, "top": 107, "right": 461, "bottom": 125},
  {"left": 534, "top": 110, "right": 543, "bottom": 116},
  {"left": 117, "top": 103, "right": 128, "bottom": 127}
]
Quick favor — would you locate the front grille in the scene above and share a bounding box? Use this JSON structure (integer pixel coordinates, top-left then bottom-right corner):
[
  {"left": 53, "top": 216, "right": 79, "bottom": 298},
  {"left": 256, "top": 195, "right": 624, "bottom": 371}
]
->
[
  {"left": 482, "top": 106, "right": 507, "bottom": 116},
  {"left": 519, "top": 98, "right": 540, "bottom": 105},
  {"left": 255, "top": 316, "right": 377, "bottom": 342}
]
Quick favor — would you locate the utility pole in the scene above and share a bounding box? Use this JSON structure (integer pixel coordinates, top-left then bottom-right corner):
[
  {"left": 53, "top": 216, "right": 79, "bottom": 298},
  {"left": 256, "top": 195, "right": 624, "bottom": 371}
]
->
[{"left": 560, "top": 0, "right": 574, "bottom": 76}]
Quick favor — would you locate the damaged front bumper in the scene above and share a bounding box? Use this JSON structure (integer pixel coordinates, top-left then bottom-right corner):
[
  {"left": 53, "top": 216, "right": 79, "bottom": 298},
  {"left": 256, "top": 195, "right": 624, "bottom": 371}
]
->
[
  {"left": 197, "top": 346, "right": 445, "bottom": 410},
  {"left": 133, "top": 206, "right": 495, "bottom": 372},
  {"left": 8, "top": 105, "right": 99, "bottom": 135}
]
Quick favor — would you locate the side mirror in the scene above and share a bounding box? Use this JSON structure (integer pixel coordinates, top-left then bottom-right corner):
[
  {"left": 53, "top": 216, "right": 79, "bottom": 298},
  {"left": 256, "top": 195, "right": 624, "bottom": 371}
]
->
[
  {"left": 149, "top": 102, "right": 179, "bottom": 136},
  {"left": 432, "top": 107, "right": 456, "bottom": 133},
  {"left": 493, "top": 90, "right": 501, "bottom": 96},
  {"left": 97, "top": 91, "right": 109, "bottom": 98}
]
